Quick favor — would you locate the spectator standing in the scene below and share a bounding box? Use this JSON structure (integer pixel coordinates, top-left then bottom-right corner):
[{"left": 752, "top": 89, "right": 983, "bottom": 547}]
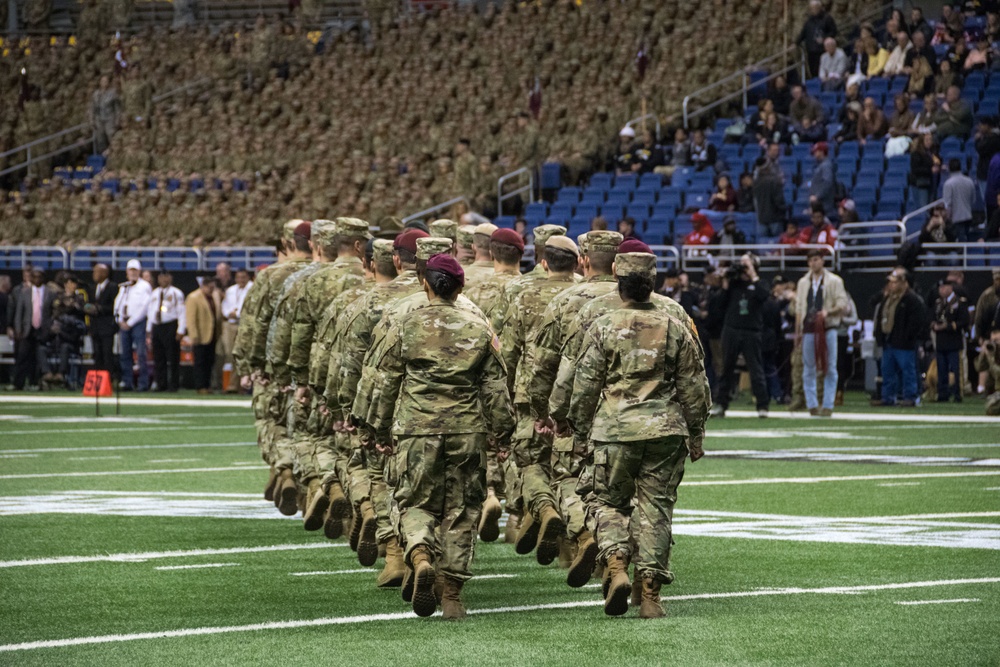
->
[
  {"left": 146, "top": 270, "right": 186, "bottom": 393},
  {"left": 90, "top": 75, "right": 122, "bottom": 154},
  {"left": 986, "top": 190, "right": 1000, "bottom": 242},
  {"left": 808, "top": 142, "right": 837, "bottom": 216},
  {"left": 797, "top": 0, "right": 838, "bottom": 78},
  {"left": 770, "top": 76, "right": 792, "bottom": 116},
  {"left": 795, "top": 249, "right": 848, "bottom": 417},
  {"left": 617, "top": 216, "right": 643, "bottom": 242},
  {"left": 975, "top": 117, "right": 1000, "bottom": 201},
  {"left": 934, "top": 85, "right": 974, "bottom": 140},
  {"left": 11, "top": 268, "right": 56, "bottom": 391},
  {"left": 219, "top": 268, "right": 253, "bottom": 393},
  {"left": 819, "top": 37, "right": 849, "bottom": 91},
  {"left": 0, "top": 275, "right": 9, "bottom": 386},
  {"left": 185, "top": 276, "right": 221, "bottom": 394},
  {"left": 942, "top": 158, "right": 977, "bottom": 242},
  {"left": 909, "top": 134, "right": 940, "bottom": 211},
  {"left": 932, "top": 279, "right": 970, "bottom": 402},
  {"left": 762, "top": 277, "right": 791, "bottom": 403},
  {"left": 919, "top": 204, "right": 957, "bottom": 264},
  {"left": 85, "top": 263, "right": 117, "bottom": 377},
  {"left": 736, "top": 172, "right": 756, "bottom": 213},
  {"left": 48, "top": 274, "right": 88, "bottom": 389},
  {"left": 708, "top": 253, "right": 770, "bottom": 418},
  {"left": 910, "top": 7, "right": 934, "bottom": 43},
  {"left": 214, "top": 262, "right": 234, "bottom": 291},
  {"left": 114, "top": 259, "right": 152, "bottom": 391},
  {"left": 872, "top": 268, "right": 926, "bottom": 407},
  {"left": 975, "top": 270, "right": 1000, "bottom": 393}
]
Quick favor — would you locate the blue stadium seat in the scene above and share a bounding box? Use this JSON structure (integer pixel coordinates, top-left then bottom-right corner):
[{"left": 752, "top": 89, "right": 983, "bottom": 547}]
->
[
  {"left": 575, "top": 204, "right": 599, "bottom": 220},
  {"left": 885, "top": 155, "right": 910, "bottom": 175},
  {"left": 580, "top": 189, "right": 606, "bottom": 206},
  {"left": 659, "top": 190, "right": 683, "bottom": 211},
  {"left": 493, "top": 215, "right": 516, "bottom": 229},
  {"left": 605, "top": 191, "right": 632, "bottom": 207},
  {"left": 864, "top": 77, "right": 889, "bottom": 95},
  {"left": 540, "top": 162, "right": 562, "bottom": 190},
  {"left": 599, "top": 204, "right": 624, "bottom": 222},
  {"left": 882, "top": 175, "right": 908, "bottom": 194},
  {"left": 557, "top": 186, "right": 581, "bottom": 203},
  {"left": 626, "top": 203, "right": 651, "bottom": 221},
  {"left": 645, "top": 216, "right": 673, "bottom": 244},
  {"left": 568, "top": 216, "right": 591, "bottom": 238},
  {"left": 837, "top": 141, "right": 860, "bottom": 159},
  {"left": 671, "top": 166, "right": 695, "bottom": 186},
  {"left": 524, "top": 202, "right": 548, "bottom": 225},
  {"left": 638, "top": 173, "right": 663, "bottom": 189},
  {"left": 672, "top": 214, "right": 695, "bottom": 242},
  {"left": 688, "top": 173, "right": 715, "bottom": 191},
  {"left": 549, "top": 202, "right": 575, "bottom": 219},
  {"left": 589, "top": 173, "right": 613, "bottom": 191},
  {"left": 685, "top": 192, "right": 710, "bottom": 210},
  {"left": 940, "top": 136, "right": 964, "bottom": 154},
  {"left": 876, "top": 201, "right": 903, "bottom": 219},
  {"left": 544, "top": 215, "right": 570, "bottom": 228},
  {"left": 654, "top": 201, "right": 679, "bottom": 219},
  {"left": 632, "top": 191, "right": 657, "bottom": 207},
  {"left": 613, "top": 173, "right": 638, "bottom": 191}
]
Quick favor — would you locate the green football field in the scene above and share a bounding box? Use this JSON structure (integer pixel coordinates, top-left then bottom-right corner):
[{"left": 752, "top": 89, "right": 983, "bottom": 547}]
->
[{"left": 1, "top": 392, "right": 998, "bottom": 666}]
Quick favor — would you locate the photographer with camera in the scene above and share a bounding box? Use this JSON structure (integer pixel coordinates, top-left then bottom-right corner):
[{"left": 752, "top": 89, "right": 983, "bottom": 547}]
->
[{"left": 709, "top": 253, "right": 771, "bottom": 418}]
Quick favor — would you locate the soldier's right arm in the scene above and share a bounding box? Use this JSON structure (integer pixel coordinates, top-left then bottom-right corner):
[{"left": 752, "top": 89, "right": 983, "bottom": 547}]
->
[
  {"left": 371, "top": 324, "right": 406, "bottom": 445},
  {"left": 480, "top": 337, "right": 515, "bottom": 446},
  {"left": 337, "top": 307, "right": 374, "bottom": 421},
  {"left": 249, "top": 279, "right": 278, "bottom": 371},
  {"left": 567, "top": 326, "right": 608, "bottom": 442},
  {"left": 231, "top": 281, "right": 260, "bottom": 377},
  {"left": 672, "top": 319, "right": 712, "bottom": 444},
  {"left": 499, "top": 295, "right": 524, "bottom": 397},
  {"left": 526, "top": 307, "right": 563, "bottom": 419},
  {"left": 549, "top": 317, "right": 587, "bottom": 422}
]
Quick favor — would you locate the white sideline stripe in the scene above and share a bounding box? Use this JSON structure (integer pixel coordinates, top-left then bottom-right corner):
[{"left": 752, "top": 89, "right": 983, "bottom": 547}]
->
[
  {"left": 148, "top": 459, "right": 202, "bottom": 464},
  {"left": 0, "top": 454, "right": 39, "bottom": 459},
  {"left": 684, "top": 471, "right": 1000, "bottom": 486},
  {"left": 1, "top": 425, "right": 251, "bottom": 435},
  {"left": 0, "top": 542, "right": 346, "bottom": 568},
  {"left": 289, "top": 569, "right": 373, "bottom": 576},
  {"left": 0, "top": 443, "right": 254, "bottom": 454},
  {"left": 895, "top": 598, "right": 980, "bottom": 606},
  {"left": 723, "top": 410, "right": 1000, "bottom": 424},
  {"left": 57, "top": 491, "right": 263, "bottom": 499},
  {"left": 878, "top": 482, "right": 922, "bottom": 487},
  {"left": 66, "top": 456, "right": 124, "bottom": 461},
  {"left": 0, "top": 466, "right": 267, "bottom": 480},
  {"left": 787, "top": 443, "right": 1000, "bottom": 453},
  {"left": 0, "top": 395, "right": 251, "bottom": 408},
  {"left": 1, "top": 577, "right": 996, "bottom": 653},
  {"left": 154, "top": 563, "right": 239, "bottom": 571}
]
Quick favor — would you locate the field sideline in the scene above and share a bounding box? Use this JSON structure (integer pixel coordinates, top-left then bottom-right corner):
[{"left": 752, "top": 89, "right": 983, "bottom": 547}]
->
[{"left": 0, "top": 392, "right": 997, "bottom": 666}]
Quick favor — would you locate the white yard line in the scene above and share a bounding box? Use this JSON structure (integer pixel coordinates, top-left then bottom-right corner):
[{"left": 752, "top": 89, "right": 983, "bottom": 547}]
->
[
  {"left": 723, "top": 410, "right": 1000, "bottom": 424},
  {"left": 0, "top": 542, "right": 346, "bottom": 569},
  {"left": 65, "top": 456, "right": 124, "bottom": 461},
  {"left": 684, "top": 471, "right": 1000, "bottom": 486},
  {"left": 0, "top": 466, "right": 267, "bottom": 480},
  {"left": 0, "top": 395, "right": 251, "bottom": 408},
  {"left": 894, "top": 598, "right": 980, "bottom": 606},
  {"left": 0, "top": 442, "right": 254, "bottom": 454},
  {"left": 154, "top": 563, "right": 239, "bottom": 571},
  {"left": 0, "top": 577, "right": 996, "bottom": 653},
  {"left": 0, "top": 454, "right": 39, "bottom": 459},
  {"left": 786, "top": 443, "right": 1000, "bottom": 453},
  {"left": 289, "top": 569, "right": 373, "bottom": 576},
  {"left": 1, "top": 425, "right": 251, "bottom": 436},
  {"left": 148, "top": 459, "right": 203, "bottom": 464},
  {"left": 56, "top": 491, "right": 263, "bottom": 498}
]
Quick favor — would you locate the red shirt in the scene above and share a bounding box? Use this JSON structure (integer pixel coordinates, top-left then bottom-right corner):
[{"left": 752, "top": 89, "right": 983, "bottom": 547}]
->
[{"left": 799, "top": 222, "right": 838, "bottom": 246}]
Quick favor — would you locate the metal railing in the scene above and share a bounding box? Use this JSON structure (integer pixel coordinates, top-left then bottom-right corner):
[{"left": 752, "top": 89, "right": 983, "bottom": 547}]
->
[
  {"left": 497, "top": 167, "right": 534, "bottom": 216},
  {"left": 401, "top": 197, "right": 469, "bottom": 225},
  {"left": 648, "top": 245, "right": 681, "bottom": 271},
  {"left": 902, "top": 199, "right": 945, "bottom": 240},
  {"left": 916, "top": 243, "right": 1000, "bottom": 270},
  {"left": 837, "top": 220, "right": 906, "bottom": 271},
  {"left": 625, "top": 114, "right": 661, "bottom": 142},
  {"left": 682, "top": 46, "right": 806, "bottom": 129},
  {"left": 0, "top": 246, "right": 69, "bottom": 270},
  {"left": 0, "top": 123, "right": 94, "bottom": 179},
  {"left": 69, "top": 247, "right": 204, "bottom": 272},
  {"left": 679, "top": 243, "right": 833, "bottom": 273}
]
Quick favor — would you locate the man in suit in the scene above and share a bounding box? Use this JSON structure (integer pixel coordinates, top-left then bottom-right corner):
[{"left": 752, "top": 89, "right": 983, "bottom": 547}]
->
[
  {"left": 186, "top": 276, "right": 221, "bottom": 394},
  {"left": 84, "top": 263, "right": 118, "bottom": 377},
  {"left": 11, "top": 268, "right": 57, "bottom": 390}
]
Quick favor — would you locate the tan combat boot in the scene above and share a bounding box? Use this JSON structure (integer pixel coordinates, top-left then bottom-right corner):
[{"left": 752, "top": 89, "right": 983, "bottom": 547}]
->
[
  {"left": 409, "top": 546, "right": 437, "bottom": 617},
  {"left": 535, "top": 504, "right": 567, "bottom": 566},
  {"left": 375, "top": 537, "right": 406, "bottom": 588},
  {"left": 638, "top": 575, "right": 666, "bottom": 619},
  {"left": 356, "top": 500, "right": 379, "bottom": 567},
  {"left": 557, "top": 536, "right": 575, "bottom": 569},
  {"left": 263, "top": 466, "right": 277, "bottom": 501},
  {"left": 302, "top": 479, "right": 328, "bottom": 531},
  {"left": 401, "top": 566, "right": 414, "bottom": 603},
  {"left": 603, "top": 550, "right": 631, "bottom": 616},
  {"left": 348, "top": 507, "right": 362, "bottom": 552},
  {"left": 478, "top": 489, "right": 503, "bottom": 542},
  {"left": 504, "top": 513, "right": 521, "bottom": 544},
  {"left": 440, "top": 577, "right": 467, "bottom": 620},
  {"left": 631, "top": 570, "right": 642, "bottom": 607},
  {"left": 275, "top": 469, "right": 298, "bottom": 517},
  {"left": 514, "top": 513, "right": 539, "bottom": 555},
  {"left": 566, "top": 531, "right": 598, "bottom": 588},
  {"left": 322, "top": 483, "right": 350, "bottom": 540}
]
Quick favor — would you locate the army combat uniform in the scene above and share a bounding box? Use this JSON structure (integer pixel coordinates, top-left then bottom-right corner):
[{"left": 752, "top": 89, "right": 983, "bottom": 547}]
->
[{"left": 568, "top": 252, "right": 710, "bottom": 618}]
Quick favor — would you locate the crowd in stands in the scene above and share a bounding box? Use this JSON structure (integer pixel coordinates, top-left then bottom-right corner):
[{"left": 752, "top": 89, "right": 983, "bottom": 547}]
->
[{"left": 0, "top": 0, "right": 873, "bottom": 245}]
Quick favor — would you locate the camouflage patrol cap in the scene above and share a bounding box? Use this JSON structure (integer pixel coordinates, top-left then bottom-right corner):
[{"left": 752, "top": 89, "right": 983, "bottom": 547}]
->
[
  {"left": 311, "top": 219, "right": 338, "bottom": 245},
  {"left": 282, "top": 218, "right": 305, "bottom": 242},
  {"left": 373, "top": 239, "right": 395, "bottom": 263},
  {"left": 533, "top": 224, "right": 567, "bottom": 246},
  {"left": 585, "top": 230, "right": 623, "bottom": 253},
  {"left": 473, "top": 222, "right": 498, "bottom": 238},
  {"left": 614, "top": 252, "right": 657, "bottom": 279},
  {"left": 546, "top": 235, "right": 579, "bottom": 257},
  {"left": 577, "top": 233, "right": 590, "bottom": 255},
  {"left": 377, "top": 216, "right": 403, "bottom": 238},
  {"left": 337, "top": 216, "right": 372, "bottom": 240},
  {"left": 416, "top": 236, "right": 454, "bottom": 260},
  {"left": 429, "top": 219, "right": 458, "bottom": 240},
  {"left": 457, "top": 225, "right": 477, "bottom": 249}
]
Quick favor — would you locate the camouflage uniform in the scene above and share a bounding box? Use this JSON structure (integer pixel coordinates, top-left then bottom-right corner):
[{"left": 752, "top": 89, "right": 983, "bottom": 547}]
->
[
  {"left": 456, "top": 225, "right": 477, "bottom": 266},
  {"left": 568, "top": 253, "right": 710, "bottom": 584},
  {"left": 975, "top": 342, "right": 1000, "bottom": 415},
  {"left": 428, "top": 219, "right": 457, "bottom": 242},
  {"left": 371, "top": 296, "right": 514, "bottom": 581}
]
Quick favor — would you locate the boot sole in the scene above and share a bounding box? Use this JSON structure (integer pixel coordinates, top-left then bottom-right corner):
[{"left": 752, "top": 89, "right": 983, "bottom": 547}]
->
[
  {"left": 302, "top": 490, "right": 330, "bottom": 531},
  {"left": 401, "top": 568, "right": 414, "bottom": 602},
  {"left": 514, "top": 518, "right": 540, "bottom": 555},
  {"left": 566, "top": 540, "right": 598, "bottom": 588},
  {"left": 277, "top": 481, "right": 299, "bottom": 517},
  {"left": 357, "top": 515, "right": 379, "bottom": 567},
  {"left": 478, "top": 502, "right": 502, "bottom": 543},
  {"left": 604, "top": 579, "right": 631, "bottom": 616},
  {"left": 323, "top": 496, "right": 351, "bottom": 540},
  {"left": 263, "top": 474, "right": 277, "bottom": 502},
  {"left": 535, "top": 515, "right": 566, "bottom": 566},
  {"left": 348, "top": 511, "right": 362, "bottom": 552},
  {"left": 412, "top": 565, "right": 437, "bottom": 617}
]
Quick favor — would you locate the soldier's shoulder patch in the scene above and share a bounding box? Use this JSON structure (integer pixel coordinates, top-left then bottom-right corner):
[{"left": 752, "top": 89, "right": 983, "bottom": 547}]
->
[{"left": 491, "top": 334, "right": 501, "bottom": 352}]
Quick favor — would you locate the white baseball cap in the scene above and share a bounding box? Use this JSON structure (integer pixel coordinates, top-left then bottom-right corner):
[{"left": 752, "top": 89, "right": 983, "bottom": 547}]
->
[
  {"left": 126, "top": 259, "right": 142, "bottom": 271},
  {"left": 619, "top": 126, "right": 636, "bottom": 138}
]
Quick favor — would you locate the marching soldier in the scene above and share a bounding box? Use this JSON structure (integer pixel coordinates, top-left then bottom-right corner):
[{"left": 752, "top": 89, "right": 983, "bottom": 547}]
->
[{"left": 463, "top": 222, "right": 497, "bottom": 285}]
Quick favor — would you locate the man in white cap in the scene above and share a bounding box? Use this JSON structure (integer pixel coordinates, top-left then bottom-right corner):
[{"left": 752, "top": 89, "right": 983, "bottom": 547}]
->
[
  {"left": 114, "top": 259, "right": 153, "bottom": 391},
  {"left": 615, "top": 126, "right": 637, "bottom": 174}
]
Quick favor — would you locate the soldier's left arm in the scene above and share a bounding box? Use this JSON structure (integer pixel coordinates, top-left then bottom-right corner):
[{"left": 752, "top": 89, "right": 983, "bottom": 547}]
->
[
  {"left": 499, "top": 297, "right": 524, "bottom": 397},
  {"left": 673, "top": 320, "right": 712, "bottom": 444},
  {"left": 526, "top": 309, "right": 563, "bottom": 419},
  {"left": 480, "top": 335, "right": 515, "bottom": 446},
  {"left": 567, "top": 327, "right": 608, "bottom": 442}
]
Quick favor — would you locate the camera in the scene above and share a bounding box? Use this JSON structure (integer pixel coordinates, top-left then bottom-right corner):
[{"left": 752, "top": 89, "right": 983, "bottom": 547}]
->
[
  {"left": 724, "top": 263, "right": 747, "bottom": 282},
  {"left": 986, "top": 341, "right": 998, "bottom": 355}
]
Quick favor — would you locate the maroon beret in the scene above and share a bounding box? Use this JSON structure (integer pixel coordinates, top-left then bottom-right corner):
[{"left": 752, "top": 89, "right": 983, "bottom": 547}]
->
[
  {"left": 294, "top": 221, "right": 312, "bottom": 239},
  {"left": 394, "top": 228, "right": 429, "bottom": 254},
  {"left": 426, "top": 252, "right": 465, "bottom": 287},
  {"left": 618, "top": 239, "right": 652, "bottom": 254},
  {"left": 491, "top": 227, "right": 525, "bottom": 251}
]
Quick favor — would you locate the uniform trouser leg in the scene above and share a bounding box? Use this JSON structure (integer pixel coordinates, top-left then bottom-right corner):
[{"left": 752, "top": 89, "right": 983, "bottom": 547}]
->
[
  {"left": 513, "top": 406, "right": 557, "bottom": 519},
  {"left": 319, "top": 430, "right": 352, "bottom": 493},
  {"left": 396, "top": 433, "right": 486, "bottom": 582},
  {"left": 591, "top": 437, "right": 686, "bottom": 583},
  {"left": 553, "top": 449, "right": 587, "bottom": 540},
  {"left": 738, "top": 329, "right": 770, "bottom": 410},
  {"left": 368, "top": 449, "right": 395, "bottom": 544},
  {"left": 502, "top": 456, "right": 522, "bottom": 515},
  {"left": 347, "top": 438, "right": 371, "bottom": 507},
  {"left": 272, "top": 389, "right": 297, "bottom": 472}
]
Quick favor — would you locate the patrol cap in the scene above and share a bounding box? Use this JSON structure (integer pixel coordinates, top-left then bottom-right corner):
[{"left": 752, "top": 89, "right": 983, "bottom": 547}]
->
[
  {"left": 532, "top": 224, "right": 567, "bottom": 246},
  {"left": 416, "top": 236, "right": 454, "bottom": 260},
  {"left": 373, "top": 239, "right": 395, "bottom": 263},
  {"left": 457, "top": 225, "right": 477, "bottom": 248},
  {"left": 377, "top": 215, "right": 403, "bottom": 238},
  {"left": 614, "top": 252, "right": 657, "bottom": 278},
  {"left": 474, "top": 222, "right": 498, "bottom": 238},
  {"left": 545, "top": 235, "right": 579, "bottom": 257},
  {"left": 282, "top": 218, "right": 304, "bottom": 242},
  {"left": 311, "top": 219, "right": 338, "bottom": 245},
  {"left": 337, "top": 217, "right": 372, "bottom": 240},
  {"left": 577, "top": 233, "right": 590, "bottom": 255},
  {"left": 585, "top": 230, "right": 623, "bottom": 253},
  {"left": 491, "top": 228, "right": 524, "bottom": 252},
  {"left": 429, "top": 219, "right": 458, "bottom": 240},
  {"left": 426, "top": 253, "right": 465, "bottom": 287},
  {"left": 618, "top": 239, "right": 652, "bottom": 254},
  {"left": 394, "top": 228, "right": 428, "bottom": 254}
]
